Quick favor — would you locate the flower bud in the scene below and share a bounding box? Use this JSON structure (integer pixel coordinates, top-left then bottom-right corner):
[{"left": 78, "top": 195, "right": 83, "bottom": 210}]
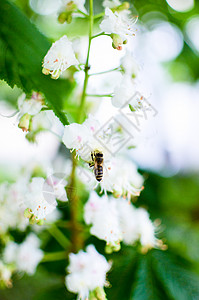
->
[
  {"left": 112, "top": 1, "right": 130, "bottom": 13},
  {"left": 105, "top": 244, "right": 113, "bottom": 254},
  {"left": 89, "top": 287, "right": 107, "bottom": 300},
  {"left": 58, "top": 11, "right": 73, "bottom": 24},
  {"left": 105, "top": 242, "right": 121, "bottom": 254},
  {"left": 112, "top": 243, "right": 121, "bottom": 252},
  {"left": 42, "top": 67, "right": 50, "bottom": 75},
  {"left": 118, "top": 2, "right": 130, "bottom": 11},
  {"left": 18, "top": 113, "right": 31, "bottom": 132},
  {"left": 66, "top": 13, "right": 72, "bottom": 24},
  {"left": 24, "top": 208, "right": 33, "bottom": 219},
  {"left": 58, "top": 12, "right": 68, "bottom": 24},
  {"left": 111, "top": 34, "right": 123, "bottom": 50}
]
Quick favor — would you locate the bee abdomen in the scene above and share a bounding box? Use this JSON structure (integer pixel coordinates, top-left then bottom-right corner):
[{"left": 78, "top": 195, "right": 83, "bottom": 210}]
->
[{"left": 94, "top": 166, "right": 103, "bottom": 182}]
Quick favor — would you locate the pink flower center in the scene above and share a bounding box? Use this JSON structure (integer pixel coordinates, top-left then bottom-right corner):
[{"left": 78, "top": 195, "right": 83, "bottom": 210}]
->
[
  {"left": 77, "top": 136, "right": 82, "bottom": 143},
  {"left": 90, "top": 126, "right": 95, "bottom": 132}
]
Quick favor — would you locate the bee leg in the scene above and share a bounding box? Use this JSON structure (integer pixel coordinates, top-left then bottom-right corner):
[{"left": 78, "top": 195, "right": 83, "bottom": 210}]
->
[
  {"left": 89, "top": 162, "right": 94, "bottom": 168},
  {"left": 91, "top": 152, "right": 94, "bottom": 162}
]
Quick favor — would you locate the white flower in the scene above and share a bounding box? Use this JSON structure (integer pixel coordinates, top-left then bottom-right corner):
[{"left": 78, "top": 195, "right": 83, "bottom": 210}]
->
[
  {"left": 65, "top": 245, "right": 111, "bottom": 300},
  {"left": 62, "top": 122, "right": 91, "bottom": 156},
  {"left": 84, "top": 192, "right": 122, "bottom": 245},
  {"left": 4, "top": 242, "right": 18, "bottom": 264},
  {"left": 112, "top": 75, "right": 140, "bottom": 108},
  {"left": 23, "top": 176, "right": 69, "bottom": 222},
  {"left": 117, "top": 199, "right": 156, "bottom": 248},
  {"left": 24, "top": 177, "right": 57, "bottom": 221},
  {"left": 84, "top": 194, "right": 156, "bottom": 250},
  {"left": 30, "top": 0, "right": 62, "bottom": 15},
  {"left": 44, "top": 174, "right": 68, "bottom": 202},
  {"left": 62, "top": 115, "right": 113, "bottom": 162},
  {"left": 17, "top": 234, "right": 44, "bottom": 274},
  {"left": 117, "top": 198, "right": 140, "bottom": 244},
  {"left": 100, "top": 8, "right": 137, "bottom": 48},
  {"left": 30, "top": 111, "right": 52, "bottom": 132},
  {"left": 121, "top": 51, "right": 141, "bottom": 78},
  {"left": 18, "top": 92, "right": 44, "bottom": 116},
  {"left": 100, "top": 156, "right": 144, "bottom": 199},
  {"left": 42, "top": 35, "right": 79, "bottom": 79},
  {"left": 103, "top": 0, "right": 121, "bottom": 8},
  {"left": 4, "top": 234, "right": 43, "bottom": 275},
  {"left": 0, "top": 180, "right": 29, "bottom": 233},
  {"left": 136, "top": 208, "right": 156, "bottom": 248}
]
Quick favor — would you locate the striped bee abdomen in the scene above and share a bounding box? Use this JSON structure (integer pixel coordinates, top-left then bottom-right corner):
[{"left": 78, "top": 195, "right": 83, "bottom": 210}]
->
[
  {"left": 94, "top": 165, "right": 103, "bottom": 182},
  {"left": 91, "top": 151, "right": 104, "bottom": 182}
]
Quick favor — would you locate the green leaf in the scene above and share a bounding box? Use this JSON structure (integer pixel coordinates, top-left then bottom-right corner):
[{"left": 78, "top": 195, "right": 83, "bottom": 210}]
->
[
  {"left": 0, "top": 0, "right": 75, "bottom": 125},
  {"left": 107, "top": 248, "right": 199, "bottom": 300},
  {"left": 106, "top": 248, "right": 139, "bottom": 300},
  {"left": 151, "top": 250, "right": 199, "bottom": 300},
  {"left": 131, "top": 254, "right": 169, "bottom": 300}
]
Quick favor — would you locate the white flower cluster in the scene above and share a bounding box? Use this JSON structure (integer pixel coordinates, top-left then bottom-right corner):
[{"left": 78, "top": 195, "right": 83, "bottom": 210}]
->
[
  {"left": 100, "top": 5, "right": 137, "bottom": 50},
  {"left": 100, "top": 156, "right": 144, "bottom": 198},
  {"left": 84, "top": 193, "right": 121, "bottom": 247},
  {"left": 84, "top": 192, "right": 157, "bottom": 251},
  {"left": 0, "top": 165, "right": 67, "bottom": 231},
  {"left": 23, "top": 176, "right": 68, "bottom": 223},
  {"left": 65, "top": 245, "right": 111, "bottom": 300},
  {"left": 3, "top": 234, "right": 43, "bottom": 275},
  {"left": 42, "top": 35, "right": 79, "bottom": 80}
]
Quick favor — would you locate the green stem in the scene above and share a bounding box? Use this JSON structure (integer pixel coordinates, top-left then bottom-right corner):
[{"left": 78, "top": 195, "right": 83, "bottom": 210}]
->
[
  {"left": 47, "top": 224, "right": 71, "bottom": 250},
  {"left": 68, "top": 0, "right": 94, "bottom": 254},
  {"left": 89, "top": 67, "right": 120, "bottom": 76},
  {"left": 77, "top": 9, "right": 89, "bottom": 17},
  {"left": 42, "top": 251, "right": 67, "bottom": 262},
  {"left": 93, "top": 12, "right": 105, "bottom": 19},
  {"left": 86, "top": 94, "right": 113, "bottom": 97},
  {"left": 91, "top": 32, "right": 110, "bottom": 39},
  {"left": 77, "top": 0, "right": 93, "bottom": 124}
]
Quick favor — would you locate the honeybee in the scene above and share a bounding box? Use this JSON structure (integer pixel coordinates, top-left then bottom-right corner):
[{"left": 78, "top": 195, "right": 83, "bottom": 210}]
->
[{"left": 89, "top": 151, "right": 104, "bottom": 182}]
